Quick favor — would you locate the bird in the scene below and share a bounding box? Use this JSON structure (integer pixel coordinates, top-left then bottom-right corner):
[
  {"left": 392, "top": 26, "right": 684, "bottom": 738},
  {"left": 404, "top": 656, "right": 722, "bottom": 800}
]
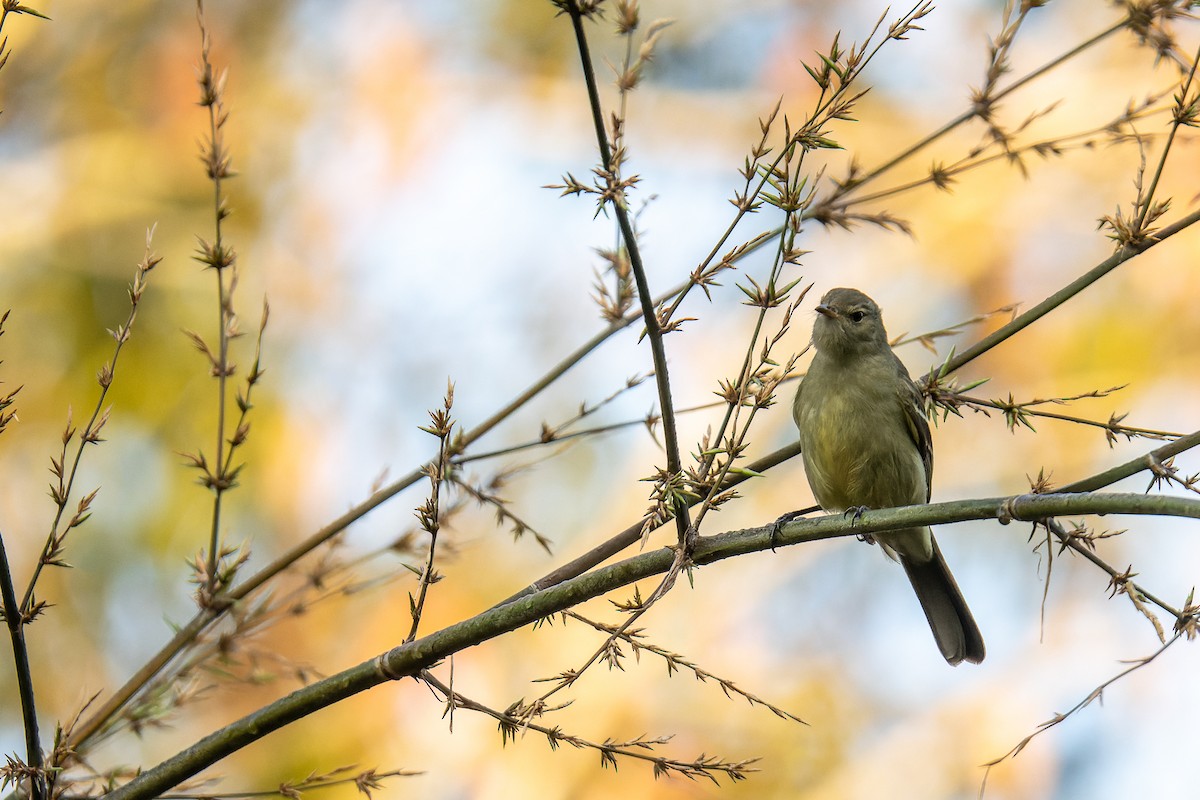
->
[{"left": 791, "top": 287, "right": 985, "bottom": 665}]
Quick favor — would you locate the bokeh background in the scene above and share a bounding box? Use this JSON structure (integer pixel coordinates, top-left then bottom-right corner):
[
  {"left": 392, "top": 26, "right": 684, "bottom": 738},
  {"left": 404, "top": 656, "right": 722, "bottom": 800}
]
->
[{"left": 0, "top": 0, "right": 1198, "bottom": 798}]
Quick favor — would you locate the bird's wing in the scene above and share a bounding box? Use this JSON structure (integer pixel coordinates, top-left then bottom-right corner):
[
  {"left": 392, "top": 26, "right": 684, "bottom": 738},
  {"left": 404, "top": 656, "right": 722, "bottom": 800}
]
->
[
  {"left": 894, "top": 356, "right": 934, "bottom": 502},
  {"left": 792, "top": 369, "right": 805, "bottom": 428}
]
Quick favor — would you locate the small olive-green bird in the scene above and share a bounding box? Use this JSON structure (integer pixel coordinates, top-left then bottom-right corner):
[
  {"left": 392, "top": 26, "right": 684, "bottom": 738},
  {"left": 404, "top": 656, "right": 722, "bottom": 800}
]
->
[{"left": 793, "top": 287, "right": 985, "bottom": 665}]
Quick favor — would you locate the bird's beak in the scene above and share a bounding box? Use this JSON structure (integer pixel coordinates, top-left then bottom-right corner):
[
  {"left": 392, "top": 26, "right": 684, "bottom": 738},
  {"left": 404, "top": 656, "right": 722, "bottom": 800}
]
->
[{"left": 816, "top": 304, "right": 838, "bottom": 319}]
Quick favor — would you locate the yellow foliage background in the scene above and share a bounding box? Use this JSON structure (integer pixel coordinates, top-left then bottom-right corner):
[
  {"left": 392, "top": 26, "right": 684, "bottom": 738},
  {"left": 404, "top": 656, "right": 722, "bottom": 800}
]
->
[{"left": 0, "top": 1, "right": 1198, "bottom": 799}]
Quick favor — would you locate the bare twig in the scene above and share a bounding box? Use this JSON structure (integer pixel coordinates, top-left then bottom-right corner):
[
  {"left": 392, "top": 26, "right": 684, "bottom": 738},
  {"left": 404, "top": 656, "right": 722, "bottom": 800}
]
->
[
  {"left": 560, "top": 611, "right": 807, "bottom": 724},
  {"left": 980, "top": 634, "right": 1181, "bottom": 795},
  {"left": 421, "top": 670, "right": 757, "bottom": 783},
  {"left": 156, "top": 766, "right": 421, "bottom": 799},
  {"left": 0, "top": 532, "right": 44, "bottom": 800},
  {"left": 406, "top": 383, "right": 456, "bottom": 643},
  {"left": 21, "top": 229, "right": 161, "bottom": 618},
  {"left": 102, "top": 486, "right": 1200, "bottom": 800},
  {"left": 190, "top": 0, "right": 243, "bottom": 606},
  {"left": 560, "top": 0, "right": 693, "bottom": 549}
]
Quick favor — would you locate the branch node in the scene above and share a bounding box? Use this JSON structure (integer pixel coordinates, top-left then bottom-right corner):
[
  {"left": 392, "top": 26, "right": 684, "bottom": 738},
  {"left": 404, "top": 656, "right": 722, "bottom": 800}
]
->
[{"left": 997, "top": 496, "right": 1021, "bottom": 525}]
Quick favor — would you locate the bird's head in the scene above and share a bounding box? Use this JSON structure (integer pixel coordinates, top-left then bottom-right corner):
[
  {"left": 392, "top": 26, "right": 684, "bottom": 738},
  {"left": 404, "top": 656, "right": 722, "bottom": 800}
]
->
[{"left": 811, "top": 287, "right": 890, "bottom": 359}]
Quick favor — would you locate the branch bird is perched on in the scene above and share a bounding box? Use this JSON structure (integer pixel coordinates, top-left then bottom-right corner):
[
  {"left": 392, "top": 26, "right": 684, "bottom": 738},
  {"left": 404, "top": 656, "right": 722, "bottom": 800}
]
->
[{"left": 792, "top": 287, "right": 985, "bottom": 665}]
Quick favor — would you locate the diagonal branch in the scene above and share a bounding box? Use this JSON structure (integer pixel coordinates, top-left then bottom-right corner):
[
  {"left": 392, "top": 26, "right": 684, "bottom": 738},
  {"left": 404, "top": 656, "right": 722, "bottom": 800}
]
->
[
  {"left": 495, "top": 441, "right": 803, "bottom": 607},
  {"left": 419, "top": 671, "right": 757, "bottom": 783},
  {"left": 844, "top": 19, "right": 1127, "bottom": 196},
  {"left": 980, "top": 632, "right": 1181, "bottom": 791},
  {"left": 67, "top": 276, "right": 695, "bottom": 750},
  {"left": 0, "top": 532, "right": 44, "bottom": 800},
  {"left": 930, "top": 205, "right": 1200, "bottom": 379},
  {"left": 563, "top": 1, "right": 691, "bottom": 547},
  {"left": 101, "top": 487, "right": 1200, "bottom": 800}
]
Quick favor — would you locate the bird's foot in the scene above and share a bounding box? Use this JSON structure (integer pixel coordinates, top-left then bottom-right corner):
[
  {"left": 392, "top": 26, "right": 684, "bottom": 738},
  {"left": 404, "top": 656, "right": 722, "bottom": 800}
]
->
[
  {"left": 842, "top": 506, "right": 876, "bottom": 544},
  {"left": 843, "top": 505, "right": 870, "bottom": 523},
  {"left": 769, "top": 509, "right": 809, "bottom": 552}
]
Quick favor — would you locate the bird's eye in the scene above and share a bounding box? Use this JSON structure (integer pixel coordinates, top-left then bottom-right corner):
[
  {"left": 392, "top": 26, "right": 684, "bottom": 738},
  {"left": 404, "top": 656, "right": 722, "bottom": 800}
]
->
[{"left": 849, "top": 310, "right": 866, "bottom": 323}]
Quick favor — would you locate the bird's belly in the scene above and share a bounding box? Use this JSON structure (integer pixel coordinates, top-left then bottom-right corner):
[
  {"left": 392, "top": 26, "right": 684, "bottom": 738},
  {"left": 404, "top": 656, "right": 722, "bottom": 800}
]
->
[{"left": 798, "top": 389, "right": 926, "bottom": 512}]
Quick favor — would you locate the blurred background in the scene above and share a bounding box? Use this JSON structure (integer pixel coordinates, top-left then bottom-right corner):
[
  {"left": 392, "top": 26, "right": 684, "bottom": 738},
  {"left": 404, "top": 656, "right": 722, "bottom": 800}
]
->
[{"left": 0, "top": 0, "right": 1198, "bottom": 798}]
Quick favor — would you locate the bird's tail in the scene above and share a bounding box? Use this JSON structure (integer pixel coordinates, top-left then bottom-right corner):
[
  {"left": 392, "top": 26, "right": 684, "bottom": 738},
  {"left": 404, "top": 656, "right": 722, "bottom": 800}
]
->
[{"left": 900, "top": 535, "right": 985, "bottom": 665}]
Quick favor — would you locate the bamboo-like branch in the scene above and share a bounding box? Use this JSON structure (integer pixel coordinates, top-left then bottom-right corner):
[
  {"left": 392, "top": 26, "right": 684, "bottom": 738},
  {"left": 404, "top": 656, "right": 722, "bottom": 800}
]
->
[
  {"left": 1047, "top": 518, "right": 1179, "bottom": 619},
  {"left": 932, "top": 205, "right": 1200, "bottom": 379},
  {"left": 67, "top": 276, "right": 694, "bottom": 750},
  {"left": 844, "top": 19, "right": 1126, "bottom": 195},
  {"left": 194, "top": 0, "right": 237, "bottom": 601},
  {"left": 0, "top": 533, "right": 44, "bottom": 800},
  {"left": 419, "top": 671, "right": 757, "bottom": 782},
  {"left": 1131, "top": 42, "right": 1200, "bottom": 233},
  {"left": 561, "top": 610, "right": 807, "bottom": 724},
  {"left": 563, "top": 1, "right": 692, "bottom": 547},
  {"left": 1061, "top": 429, "right": 1200, "bottom": 494},
  {"left": 101, "top": 488, "right": 1200, "bottom": 800},
  {"left": 22, "top": 232, "right": 160, "bottom": 616},
  {"left": 495, "top": 441, "right": 803, "bottom": 607},
  {"left": 406, "top": 388, "right": 455, "bottom": 643}
]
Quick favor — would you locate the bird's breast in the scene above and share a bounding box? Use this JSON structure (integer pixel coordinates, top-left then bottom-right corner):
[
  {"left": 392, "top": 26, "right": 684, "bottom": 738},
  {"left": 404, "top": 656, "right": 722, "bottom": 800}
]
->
[{"left": 795, "top": 367, "right": 926, "bottom": 512}]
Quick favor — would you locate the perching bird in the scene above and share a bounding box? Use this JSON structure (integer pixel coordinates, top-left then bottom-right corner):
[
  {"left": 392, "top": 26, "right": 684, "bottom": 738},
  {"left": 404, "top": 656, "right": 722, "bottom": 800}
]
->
[{"left": 792, "top": 287, "right": 984, "bottom": 665}]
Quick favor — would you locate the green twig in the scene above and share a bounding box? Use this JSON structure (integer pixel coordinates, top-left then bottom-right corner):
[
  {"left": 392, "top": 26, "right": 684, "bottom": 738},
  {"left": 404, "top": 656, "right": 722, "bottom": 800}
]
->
[
  {"left": 932, "top": 205, "right": 1200, "bottom": 379},
  {"left": 564, "top": 2, "right": 692, "bottom": 547},
  {"left": 102, "top": 487, "right": 1200, "bottom": 800},
  {"left": 0, "top": 532, "right": 44, "bottom": 800}
]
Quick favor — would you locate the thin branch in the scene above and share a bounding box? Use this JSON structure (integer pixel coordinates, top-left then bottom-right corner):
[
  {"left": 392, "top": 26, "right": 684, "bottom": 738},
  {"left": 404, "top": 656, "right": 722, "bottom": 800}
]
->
[
  {"left": 930, "top": 388, "right": 1180, "bottom": 443},
  {"left": 0, "top": 532, "right": 44, "bottom": 800},
  {"left": 420, "top": 671, "right": 756, "bottom": 783},
  {"left": 156, "top": 766, "right": 421, "bottom": 800},
  {"left": 563, "top": 1, "right": 692, "bottom": 548},
  {"left": 560, "top": 611, "right": 807, "bottom": 724},
  {"left": 22, "top": 229, "right": 160, "bottom": 616},
  {"left": 1131, "top": 42, "right": 1200, "bottom": 233},
  {"left": 101, "top": 487, "right": 1200, "bottom": 800},
  {"left": 929, "top": 205, "right": 1200, "bottom": 380},
  {"left": 192, "top": 0, "right": 240, "bottom": 604},
  {"left": 845, "top": 19, "right": 1127, "bottom": 196},
  {"left": 981, "top": 633, "right": 1180, "bottom": 790},
  {"left": 1046, "top": 518, "right": 1179, "bottom": 619},
  {"left": 406, "top": 385, "right": 455, "bottom": 643}
]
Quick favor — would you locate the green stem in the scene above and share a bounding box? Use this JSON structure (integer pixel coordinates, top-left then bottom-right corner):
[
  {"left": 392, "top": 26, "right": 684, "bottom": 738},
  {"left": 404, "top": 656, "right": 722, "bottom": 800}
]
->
[
  {"left": 934, "top": 206, "right": 1200, "bottom": 378},
  {"left": 566, "top": 2, "right": 691, "bottom": 545},
  {"left": 0, "top": 533, "right": 44, "bottom": 800},
  {"left": 1133, "top": 43, "right": 1200, "bottom": 232},
  {"left": 103, "top": 488, "right": 1200, "bottom": 800},
  {"left": 847, "top": 20, "right": 1125, "bottom": 195}
]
